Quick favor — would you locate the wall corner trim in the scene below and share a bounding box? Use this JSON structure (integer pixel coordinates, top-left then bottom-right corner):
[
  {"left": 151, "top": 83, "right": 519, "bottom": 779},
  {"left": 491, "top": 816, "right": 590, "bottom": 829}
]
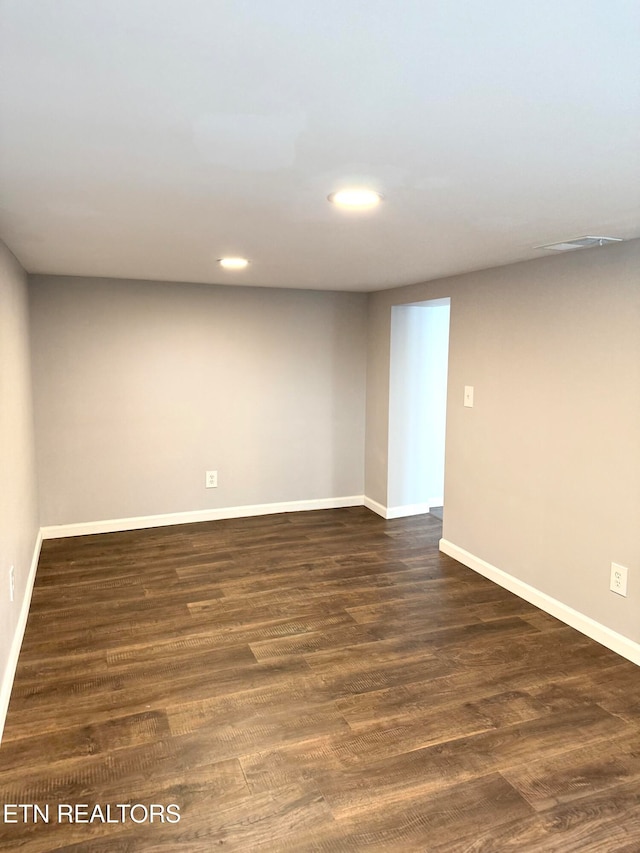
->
[
  {"left": 363, "top": 497, "right": 388, "bottom": 518},
  {"left": 40, "top": 496, "right": 366, "bottom": 539},
  {"left": 0, "top": 529, "right": 43, "bottom": 744},
  {"left": 439, "top": 538, "right": 640, "bottom": 667}
]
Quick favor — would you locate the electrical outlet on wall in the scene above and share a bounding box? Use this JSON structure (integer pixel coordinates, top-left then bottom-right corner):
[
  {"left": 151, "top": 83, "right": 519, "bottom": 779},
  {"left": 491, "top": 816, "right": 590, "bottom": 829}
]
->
[
  {"left": 9, "top": 565, "right": 15, "bottom": 602},
  {"left": 206, "top": 470, "right": 218, "bottom": 489},
  {"left": 610, "top": 563, "right": 628, "bottom": 597}
]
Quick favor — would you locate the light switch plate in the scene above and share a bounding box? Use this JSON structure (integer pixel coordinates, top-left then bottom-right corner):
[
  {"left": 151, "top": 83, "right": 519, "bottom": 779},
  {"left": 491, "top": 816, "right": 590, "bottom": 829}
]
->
[{"left": 464, "top": 386, "right": 474, "bottom": 407}]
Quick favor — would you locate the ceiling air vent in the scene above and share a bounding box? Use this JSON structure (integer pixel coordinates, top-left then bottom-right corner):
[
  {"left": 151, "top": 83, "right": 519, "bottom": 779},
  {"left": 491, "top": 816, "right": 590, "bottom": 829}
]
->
[{"left": 536, "top": 236, "right": 623, "bottom": 252}]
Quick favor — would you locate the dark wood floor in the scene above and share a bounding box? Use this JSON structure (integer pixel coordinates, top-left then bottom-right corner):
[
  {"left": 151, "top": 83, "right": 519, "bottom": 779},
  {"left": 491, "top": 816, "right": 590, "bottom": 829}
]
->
[{"left": 2, "top": 507, "right": 640, "bottom": 852}]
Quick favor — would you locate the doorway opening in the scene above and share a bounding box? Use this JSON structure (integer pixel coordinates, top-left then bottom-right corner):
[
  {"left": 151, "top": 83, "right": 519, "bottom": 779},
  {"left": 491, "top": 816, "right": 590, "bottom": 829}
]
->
[{"left": 387, "top": 298, "right": 450, "bottom": 520}]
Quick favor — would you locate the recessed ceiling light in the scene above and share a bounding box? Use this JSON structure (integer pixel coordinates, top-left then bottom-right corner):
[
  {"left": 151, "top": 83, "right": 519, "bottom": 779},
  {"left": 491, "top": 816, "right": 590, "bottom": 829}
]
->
[
  {"left": 218, "top": 257, "right": 249, "bottom": 270},
  {"left": 328, "top": 188, "right": 383, "bottom": 209}
]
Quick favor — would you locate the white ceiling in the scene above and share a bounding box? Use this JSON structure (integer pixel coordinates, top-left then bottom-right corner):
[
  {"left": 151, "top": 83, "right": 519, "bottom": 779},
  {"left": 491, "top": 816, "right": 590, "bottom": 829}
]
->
[{"left": 1, "top": 0, "right": 639, "bottom": 292}]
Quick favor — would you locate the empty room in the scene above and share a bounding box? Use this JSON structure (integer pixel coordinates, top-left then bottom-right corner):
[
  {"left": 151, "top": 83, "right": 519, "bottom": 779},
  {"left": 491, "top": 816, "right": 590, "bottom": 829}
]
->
[{"left": 1, "top": 2, "right": 639, "bottom": 851}]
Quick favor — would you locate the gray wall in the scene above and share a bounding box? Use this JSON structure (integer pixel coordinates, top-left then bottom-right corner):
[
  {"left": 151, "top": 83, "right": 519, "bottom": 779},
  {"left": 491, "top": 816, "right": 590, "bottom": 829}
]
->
[
  {"left": 30, "top": 276, "right": 367, "bottom": 525},
  {"left": 0, "top": 242, "right": 39, "bottom": 708},
  {"left": 366, "top": 239, "right": 640, "bottom": 643}
]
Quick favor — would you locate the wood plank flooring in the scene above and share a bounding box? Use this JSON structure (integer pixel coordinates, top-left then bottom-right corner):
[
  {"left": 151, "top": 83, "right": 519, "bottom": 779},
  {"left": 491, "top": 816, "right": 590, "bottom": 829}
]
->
[{"left": 1, "top": 507, "right": 640, "bottom": 851}]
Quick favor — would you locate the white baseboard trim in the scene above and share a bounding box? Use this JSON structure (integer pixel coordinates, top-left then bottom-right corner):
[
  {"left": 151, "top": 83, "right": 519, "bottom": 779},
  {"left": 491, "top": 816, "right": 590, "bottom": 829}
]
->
[
  {"left": 363, "top": 498, "right": 442, "bottom": 520},
  {"left": 0, "top": 529, "right": 43, "bottom": 744},
  {"left": 386, "top": 502, "right": 433, "bottom": 520},
  {"left": 41, "top": 495, "right": 366, "bottom": 539},
  {"left": 363, "top": 496, "right": 388, "bottom": 518},
  {"left": 439, "top": 538, "right": 640, "bottom": 667}
]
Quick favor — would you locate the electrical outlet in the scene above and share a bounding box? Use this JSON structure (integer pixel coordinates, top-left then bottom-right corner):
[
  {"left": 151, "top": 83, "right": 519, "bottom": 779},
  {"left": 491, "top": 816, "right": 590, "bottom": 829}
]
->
[
  {"left": 610, "top": 563, "right": 628, "bottom": 597},
  {"left": 205, "top": 470, "right": 218, "bottom": 489},
  {"left": 9, "top": 566, "right": 15, "bottom": 602}
]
